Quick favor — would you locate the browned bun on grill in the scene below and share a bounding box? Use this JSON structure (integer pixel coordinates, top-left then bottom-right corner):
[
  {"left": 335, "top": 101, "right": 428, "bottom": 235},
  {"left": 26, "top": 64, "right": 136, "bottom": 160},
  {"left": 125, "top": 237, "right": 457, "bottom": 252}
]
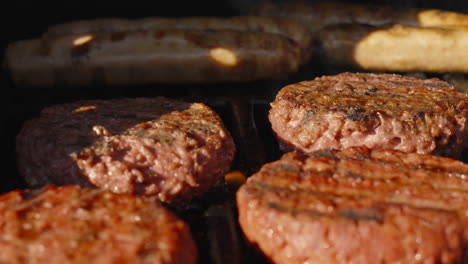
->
[
  {"left": 318, "top": 23, "right": 468, "bottom": 73},
  {"left": 16, "top": 97, "right": 235, "bottom": 204},
  {"left": 237, "top": 147, "right": 468, "bottom": 264},
  {"left": 0, "top": 185, "right": 197, "bottom": 264},
  {"left": 269, "top": 72, "right": 468, "bottom": 158}
]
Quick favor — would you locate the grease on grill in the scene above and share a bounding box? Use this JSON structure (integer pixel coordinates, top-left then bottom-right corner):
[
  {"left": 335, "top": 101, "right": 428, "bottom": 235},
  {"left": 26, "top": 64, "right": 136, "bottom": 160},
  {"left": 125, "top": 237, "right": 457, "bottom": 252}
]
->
[
  {"left": 210, "top": 47, "right": 238, "bottom": 67},
  {"left": 71, "top": 34, "right": 94, "bottom": 63},
  {"left": 224, "top": 171, "right": 246, "bottom": 188},
  {"left": 73, "top": 35, "right": 94, "bottom": 46}
]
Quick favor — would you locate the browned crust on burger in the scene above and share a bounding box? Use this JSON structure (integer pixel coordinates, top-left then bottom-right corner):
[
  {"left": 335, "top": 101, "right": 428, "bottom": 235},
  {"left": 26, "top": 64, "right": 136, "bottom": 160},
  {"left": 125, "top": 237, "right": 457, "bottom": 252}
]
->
[
  {"left": 16, "top": 97, "right": 235, "bottom": 204},
  {"left": 0, "top": 185, "right": 197, "bottom": 264},
  {"left": 269, "top": 72, "right": 468, "bottom": 157},
  {"left": 237, "top": 147, "right": 468, "bottom": 264}
]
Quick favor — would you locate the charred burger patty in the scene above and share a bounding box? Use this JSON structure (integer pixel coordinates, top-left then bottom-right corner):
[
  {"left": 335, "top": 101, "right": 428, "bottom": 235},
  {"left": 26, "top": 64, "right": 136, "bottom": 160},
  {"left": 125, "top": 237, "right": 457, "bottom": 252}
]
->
[
  {"left": 0, "top": 185, "right": 197, "bottom": 264},
  {"left": 237, "top": 147, "right": 468, "bottom": 264},
  {"left": 269, "top": 72, "right": 468, "bottom": 157},
  {"left": 16, "top": 96, "right": 235, "bottom": 204}
]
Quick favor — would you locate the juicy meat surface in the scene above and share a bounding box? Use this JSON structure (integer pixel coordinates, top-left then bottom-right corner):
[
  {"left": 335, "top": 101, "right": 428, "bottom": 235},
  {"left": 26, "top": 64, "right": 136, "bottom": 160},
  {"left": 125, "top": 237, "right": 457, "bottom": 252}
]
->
[
  {"left": 237, "top": 147, "right": 468, "bottom": 264},
  {"left": 16, "top": 97, "right": 235, "bottom": 204},
  {"left": 269, "top": 72, "right": 468, "bottom": 157},
  {"left": 0, "top": 185, "right": 197, "bottom": 264}
]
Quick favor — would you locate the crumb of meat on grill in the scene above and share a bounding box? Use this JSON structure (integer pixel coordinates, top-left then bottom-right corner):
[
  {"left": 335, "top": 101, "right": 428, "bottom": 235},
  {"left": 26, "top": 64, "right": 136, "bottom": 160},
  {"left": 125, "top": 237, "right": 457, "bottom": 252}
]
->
[
  {"left": 269, "top": 72, "right": 468, "bottom": 158},
  {"left": 0, "top": 185, "right": 197, "bottom": 264},
  {"left": 236, "top": 147, "right": 468, "bottom": 264},
  {"left": 16, "top": 97, "right": 236, "bottom": 204}
]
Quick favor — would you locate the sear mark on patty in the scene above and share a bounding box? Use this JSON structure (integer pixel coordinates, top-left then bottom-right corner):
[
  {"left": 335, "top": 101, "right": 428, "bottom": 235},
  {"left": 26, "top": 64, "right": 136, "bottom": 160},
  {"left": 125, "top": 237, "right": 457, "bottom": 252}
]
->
[
  {"left": 345, "top": 106, "right": 368, "bottom": 121},
  {"left": 337, "top": 208, "right": 384, "bottom": 222}
]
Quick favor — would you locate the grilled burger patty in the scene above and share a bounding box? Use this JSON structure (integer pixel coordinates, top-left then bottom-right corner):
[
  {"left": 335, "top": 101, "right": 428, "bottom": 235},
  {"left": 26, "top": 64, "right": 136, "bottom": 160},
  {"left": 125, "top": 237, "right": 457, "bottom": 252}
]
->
[
  {"left": 16, "top": 97, "right": 235, "bottom": 204},
  {"left": 269, "top": 72, "right": 468, "bottom": 157},
  {"left": 0, "top": 185, "right": 197, "bottom": 264},
  {"left": 237, "top": 147, "right": 468, "bottom": 264}
]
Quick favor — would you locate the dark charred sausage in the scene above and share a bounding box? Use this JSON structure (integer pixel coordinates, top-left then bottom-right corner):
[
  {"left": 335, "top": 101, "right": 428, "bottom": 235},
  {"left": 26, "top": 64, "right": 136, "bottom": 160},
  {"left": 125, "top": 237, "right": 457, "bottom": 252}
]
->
[
  {"left": 44, "top": 16, "right": 314, "bottom": 59},
  {"left": 5, "top": 28, "right": 302, "bottom": 87}
]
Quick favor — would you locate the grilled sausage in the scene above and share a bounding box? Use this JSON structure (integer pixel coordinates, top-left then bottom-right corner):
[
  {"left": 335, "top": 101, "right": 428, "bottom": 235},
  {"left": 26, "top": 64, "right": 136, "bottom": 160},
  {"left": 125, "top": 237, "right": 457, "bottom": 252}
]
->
[
  {"left": 5, "top": 28, "right": 302, "bottom": 87},
  {"left": 44, "top": 16, "right": 314, "bottom": 59},
  {"left": 253, "top": 0, "right": 468, "bottom": 33},
  {"left": 318, "top": 24, "right": 468, "bottom": 73}
]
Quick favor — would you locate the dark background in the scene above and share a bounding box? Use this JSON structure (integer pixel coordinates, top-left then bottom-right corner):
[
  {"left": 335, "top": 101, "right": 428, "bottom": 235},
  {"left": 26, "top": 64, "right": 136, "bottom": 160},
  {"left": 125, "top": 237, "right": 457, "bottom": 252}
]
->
[
  {"left": 2, "top": 0, "right": 468, "bottom": 38},
  {"left": 2, "top": 0, "right": 468, "bottom": 48}
]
